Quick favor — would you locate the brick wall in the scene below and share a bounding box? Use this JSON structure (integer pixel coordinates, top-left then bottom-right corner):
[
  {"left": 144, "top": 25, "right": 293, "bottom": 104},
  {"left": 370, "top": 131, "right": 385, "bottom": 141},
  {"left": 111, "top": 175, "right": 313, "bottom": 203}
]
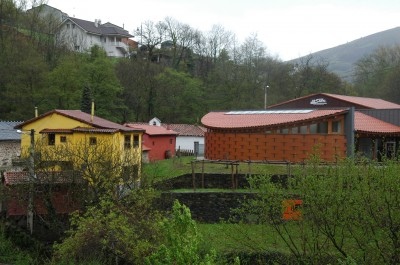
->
[{"left": 205, "top": 133, "right": 346, "bottom": 162}]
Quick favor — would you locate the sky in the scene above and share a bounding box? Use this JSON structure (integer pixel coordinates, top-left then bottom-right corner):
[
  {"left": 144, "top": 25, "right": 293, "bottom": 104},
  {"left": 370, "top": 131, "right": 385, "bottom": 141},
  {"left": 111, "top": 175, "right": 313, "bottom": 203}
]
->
[{"left": 44, "top": 0, "right": 400, "bottom": 61}]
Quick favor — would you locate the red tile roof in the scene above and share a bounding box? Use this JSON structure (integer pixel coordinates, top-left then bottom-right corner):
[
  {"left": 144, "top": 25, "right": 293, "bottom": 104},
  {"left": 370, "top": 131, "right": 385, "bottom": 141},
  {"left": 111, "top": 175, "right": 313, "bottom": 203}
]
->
[
  {"left": 355, "top": 111, "right": 400, "bottom": 134},
  {"left": 125, "top": 123, "right": 178, "bottom": 136},
  {"left": 15, "top": 110, "right": 143, "bottom": 133},
  {"left": 201, "top": 109, "right": 347, "bottom": 129},
  {"left": 4, "top": 171, "right": 83, "bottom": 185},
  {"left": 162, "top": 124, "right": 205, "bottom": 137},
  {"left": 324, "top": 93, "right": 400, "bottom": 109},
  {"left": 268, "top": 93, "right": 400, "bottom": 109}
]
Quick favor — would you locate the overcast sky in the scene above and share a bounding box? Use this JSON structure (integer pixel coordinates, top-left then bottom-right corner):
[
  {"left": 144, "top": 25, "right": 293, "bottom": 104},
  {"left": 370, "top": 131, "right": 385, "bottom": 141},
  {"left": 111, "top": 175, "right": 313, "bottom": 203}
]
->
[{"left": 46, "top": 0, "right": 400, "bottom": 61}]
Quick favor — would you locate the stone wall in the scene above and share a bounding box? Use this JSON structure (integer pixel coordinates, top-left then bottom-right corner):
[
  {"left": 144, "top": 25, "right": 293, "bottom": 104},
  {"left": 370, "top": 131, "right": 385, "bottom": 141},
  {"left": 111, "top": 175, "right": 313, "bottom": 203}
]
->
[
  {"left": 0, "top": 141, "right": 20, "bottom": 167},
  {"left": 153, "top": 173, "right": 250, "bottom": 190},
  {"left": 155, "top": 173, "right": 290, "bottom": 223},
  {"left": 159, "top": 191, "right": 256, "bottom": 223}
]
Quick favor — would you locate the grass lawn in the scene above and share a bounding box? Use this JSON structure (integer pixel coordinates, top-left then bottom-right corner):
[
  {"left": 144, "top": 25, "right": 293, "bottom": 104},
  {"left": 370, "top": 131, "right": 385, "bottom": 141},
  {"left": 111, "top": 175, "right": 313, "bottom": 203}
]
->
[
  {"left": 142, "top": 156, "right": 292, "bottom": 183},
  {"left": 198, "top": 223, "right": 289, "bottom": 255}
]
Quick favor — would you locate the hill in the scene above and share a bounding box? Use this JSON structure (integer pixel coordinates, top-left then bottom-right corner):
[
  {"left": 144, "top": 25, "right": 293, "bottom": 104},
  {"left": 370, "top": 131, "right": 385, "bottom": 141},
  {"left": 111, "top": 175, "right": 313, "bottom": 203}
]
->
[{"left": 289, "top": 27, "right": 400, "bottom": 82}]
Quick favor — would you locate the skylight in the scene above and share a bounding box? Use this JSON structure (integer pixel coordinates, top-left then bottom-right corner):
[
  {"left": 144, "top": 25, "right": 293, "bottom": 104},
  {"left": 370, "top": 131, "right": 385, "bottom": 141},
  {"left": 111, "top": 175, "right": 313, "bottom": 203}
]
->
[{"left": 225, "top": 110, "right": 315, "bottom": 115}]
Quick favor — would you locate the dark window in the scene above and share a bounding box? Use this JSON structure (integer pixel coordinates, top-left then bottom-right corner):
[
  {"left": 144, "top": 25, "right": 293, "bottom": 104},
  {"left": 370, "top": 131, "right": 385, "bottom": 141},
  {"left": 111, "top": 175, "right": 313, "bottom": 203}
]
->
[
  {"left": 48, "top": 134, "right": 55, "bottom": 145},
  {"left": 332, "top": 120, "right": 341, "bottom": 133},
  {"left": 169, "top": 139, "right": 173, "bottom": 144},
  {"left": 60, "top": 136, "right": 67, "bottom": 143},
  {"left": 124, "top": 135, "right": 131, "bottom": 149},
  {"left": 134, "top": 135, "right": 139, "bottom": 148},
  {"left": 90, "top": 137, "right": 97, "bottom": 145},
  {"left": 317, "top": 121, "right": 328, "bottom": 134}
]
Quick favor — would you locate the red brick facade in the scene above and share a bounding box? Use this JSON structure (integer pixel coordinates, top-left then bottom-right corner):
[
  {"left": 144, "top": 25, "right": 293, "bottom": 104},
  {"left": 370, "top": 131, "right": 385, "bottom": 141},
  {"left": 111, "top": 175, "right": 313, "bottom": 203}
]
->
[{"left": 205, "top": 132, "right": 346, "bottom": 162}]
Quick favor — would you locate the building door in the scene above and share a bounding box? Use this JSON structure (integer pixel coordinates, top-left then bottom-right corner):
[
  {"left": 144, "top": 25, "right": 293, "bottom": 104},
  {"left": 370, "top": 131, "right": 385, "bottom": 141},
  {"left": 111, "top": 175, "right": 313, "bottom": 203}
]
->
[{"left": 385, "top": 141, "right": 396, "bottom": 159}]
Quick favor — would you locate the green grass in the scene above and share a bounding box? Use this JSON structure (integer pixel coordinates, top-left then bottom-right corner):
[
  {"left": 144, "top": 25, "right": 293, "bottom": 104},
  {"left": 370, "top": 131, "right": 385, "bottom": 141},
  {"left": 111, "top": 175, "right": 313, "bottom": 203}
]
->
[
  {"left": 198, "top": 223, "right": 287, "bottom": 255},
  {"left": 142, "top": 156, "right": 292, "bottom": 183}
]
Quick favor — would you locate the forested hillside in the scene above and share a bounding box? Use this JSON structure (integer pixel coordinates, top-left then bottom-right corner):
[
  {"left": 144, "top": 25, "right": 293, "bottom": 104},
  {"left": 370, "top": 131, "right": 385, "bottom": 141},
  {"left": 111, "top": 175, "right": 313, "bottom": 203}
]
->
[
  {"left": 1, "top": 0, "right": 400, "bottom": 124},
  {"left": 290, "top": 27, "right": 400, "bottom": 82}
]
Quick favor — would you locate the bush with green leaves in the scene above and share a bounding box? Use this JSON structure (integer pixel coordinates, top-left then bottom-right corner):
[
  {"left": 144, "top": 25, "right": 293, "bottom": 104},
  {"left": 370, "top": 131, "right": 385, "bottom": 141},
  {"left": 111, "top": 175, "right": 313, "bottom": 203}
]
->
[
  {"left": 52, "top": 188, "right": 162, "bottom": 264},
  {"left": 146, "top": 200, "right": 217, "bottom": 265},
  {"left": 238, "top": 157, "right": 400, "bottom": 264}
]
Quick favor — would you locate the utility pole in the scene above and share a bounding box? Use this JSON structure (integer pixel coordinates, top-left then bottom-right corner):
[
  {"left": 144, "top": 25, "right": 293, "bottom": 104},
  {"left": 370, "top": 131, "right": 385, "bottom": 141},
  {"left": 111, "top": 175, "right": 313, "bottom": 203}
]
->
[
  {"left": 264, "top": 85, "right": 269, "bottom": 109},
  {"left": 27, "top": 129, "right": 35, "bottom": 234}
]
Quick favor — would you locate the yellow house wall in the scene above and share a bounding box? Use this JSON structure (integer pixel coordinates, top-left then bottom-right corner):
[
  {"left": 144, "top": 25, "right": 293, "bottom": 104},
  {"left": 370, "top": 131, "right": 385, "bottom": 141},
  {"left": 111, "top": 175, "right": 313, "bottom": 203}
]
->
[
  {"left": 19, "top": 113, "right": 143, "bottom": 177},
  {"left": 19, "top": 113, "right": 91, "bottom": 150}
]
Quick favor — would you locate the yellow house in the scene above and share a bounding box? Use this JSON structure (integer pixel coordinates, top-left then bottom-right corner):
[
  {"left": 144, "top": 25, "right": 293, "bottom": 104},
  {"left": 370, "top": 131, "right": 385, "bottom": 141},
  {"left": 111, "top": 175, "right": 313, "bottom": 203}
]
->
[{"left": 14, "top": 109, "right": 144, "bottom": 183}]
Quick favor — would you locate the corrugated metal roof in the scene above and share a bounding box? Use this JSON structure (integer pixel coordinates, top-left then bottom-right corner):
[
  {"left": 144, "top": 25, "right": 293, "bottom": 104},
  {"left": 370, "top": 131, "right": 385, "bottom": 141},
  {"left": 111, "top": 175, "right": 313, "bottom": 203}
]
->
[
  {"left": 201, "top": 109, "right": 347, "bottom": 129},
  {"left": 355, "top": 111, "right": 400, "bottom": 134},
  {"left": 0, "top": 121, "right": 22, "bottom": 141}
]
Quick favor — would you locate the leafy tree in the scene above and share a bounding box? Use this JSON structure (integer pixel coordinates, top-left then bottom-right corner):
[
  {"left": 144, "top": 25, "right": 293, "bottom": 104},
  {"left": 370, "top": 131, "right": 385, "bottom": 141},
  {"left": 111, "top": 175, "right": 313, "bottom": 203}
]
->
[
  {"left": 154, "top": 68, "right": 204, "bottom": 123},
  {"left": 238, "top": 157, "right": 400, "bottom": 264},
  {"left": 81, "top": 85, "right": 92, "bottom": 114},
  {"left": 53, "top": 189, "right": 162, "bottom": 264},
  {"left": 354, "top": 45, "right": 400, "bottom": 103},
  {"left": 146, "top": 200, "right": 216, "bottom": 265},
  {"left": 115, "top": 58, "right": 163, "bottom": 122}
]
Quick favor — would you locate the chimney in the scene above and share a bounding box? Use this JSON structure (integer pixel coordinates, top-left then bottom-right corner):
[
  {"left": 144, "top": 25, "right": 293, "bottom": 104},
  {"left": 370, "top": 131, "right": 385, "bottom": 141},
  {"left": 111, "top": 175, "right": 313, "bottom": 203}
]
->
[
  {"left": 34, "top": 107, "right": 38, "bottom": 118},
  {"left": 91, "top": 101, "right": 95, "bottom": 122},
  {"left": 94, "top": 19, "right": 99, "bottom": 27}
]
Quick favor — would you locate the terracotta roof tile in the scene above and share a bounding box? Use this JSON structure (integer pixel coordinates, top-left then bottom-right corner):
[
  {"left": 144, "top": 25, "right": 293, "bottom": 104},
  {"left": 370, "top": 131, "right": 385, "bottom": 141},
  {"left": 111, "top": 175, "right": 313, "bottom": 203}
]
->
[
  {"left": 125, "top": 123, "right": 178, "bottom": 136},
  {"left": 15, "top": 110, "right": 144, "bottom": 133},
  {"left": 324, "top": 93, "right": 400, "bottom": 109},
  {"left": 201, "top": 109, "right": 347, "bottom": 129},
  {"left": 268, "top": 93, "right": 400, "bottom": 109},
  {"left": 162, "top": 124, "right": 205, "bottom": 136},
  {"left": 355, "top": 111, "right": 400, "bottom": 134},
  {"left": 4, "top": 171, "right": 83, "bottom": 185}
]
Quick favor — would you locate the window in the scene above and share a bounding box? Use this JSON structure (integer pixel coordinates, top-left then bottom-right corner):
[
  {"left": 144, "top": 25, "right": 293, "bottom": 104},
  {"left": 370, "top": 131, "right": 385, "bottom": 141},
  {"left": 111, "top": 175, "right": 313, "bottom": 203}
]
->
[
  {"left": 124, "top": 135, "right": 131, "bottom": 149},
  {"left": 310, "top": 122, "right": 328, "bottom": 134},
  {"left": 134, "top": 135, "right": 139, "bottom": 148},
  {"left": 74, "top": 45, "right": 80, "bottom": 51},
  {"left": 90, "top": 137, "right": 97, "bottom": 145},
  {"left": 66, "top": 24, "right": 70, "bottom": 29},
  {"left": 300, "top": 125, "right": 307, "bottom": 134},
  {"left": 310, "top": 124, "right": 317, "bottom": 134},
  {"left": 292, "top": 127, "right": 299, "bottom": 134},
  {"left": 332, "top": 120, "right": 341, "bottom": 133},
  {"left": 60, "top": 136, "right": 67, "bottom": 143},
  {"left": 280, "top": 128, "right": 289, "bottom": 134},
  {"left": 48, "top": 134, "right": 55, "bottom": 145},
  {"left": 317, "top": 121, "right": 328, "bottom": 134},
  {"left": 169, "top": 139, "right": 173, "bottom": 144},
  {"left": 72, "top": 24, "right": 75, "bottom": 29}
]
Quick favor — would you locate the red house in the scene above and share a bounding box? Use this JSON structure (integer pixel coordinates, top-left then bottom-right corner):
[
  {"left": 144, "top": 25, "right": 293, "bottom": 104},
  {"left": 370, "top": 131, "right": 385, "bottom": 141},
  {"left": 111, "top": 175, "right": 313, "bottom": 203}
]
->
[{"left": 125, "top": 122, "right": 178, "bottom": 161}]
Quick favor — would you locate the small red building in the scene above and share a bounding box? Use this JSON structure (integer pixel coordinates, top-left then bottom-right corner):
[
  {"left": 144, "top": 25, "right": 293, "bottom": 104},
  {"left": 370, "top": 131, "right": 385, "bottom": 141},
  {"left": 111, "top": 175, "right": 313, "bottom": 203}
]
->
[{"left": 125, "top": 123, "right": 178, "bottom": 161}]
